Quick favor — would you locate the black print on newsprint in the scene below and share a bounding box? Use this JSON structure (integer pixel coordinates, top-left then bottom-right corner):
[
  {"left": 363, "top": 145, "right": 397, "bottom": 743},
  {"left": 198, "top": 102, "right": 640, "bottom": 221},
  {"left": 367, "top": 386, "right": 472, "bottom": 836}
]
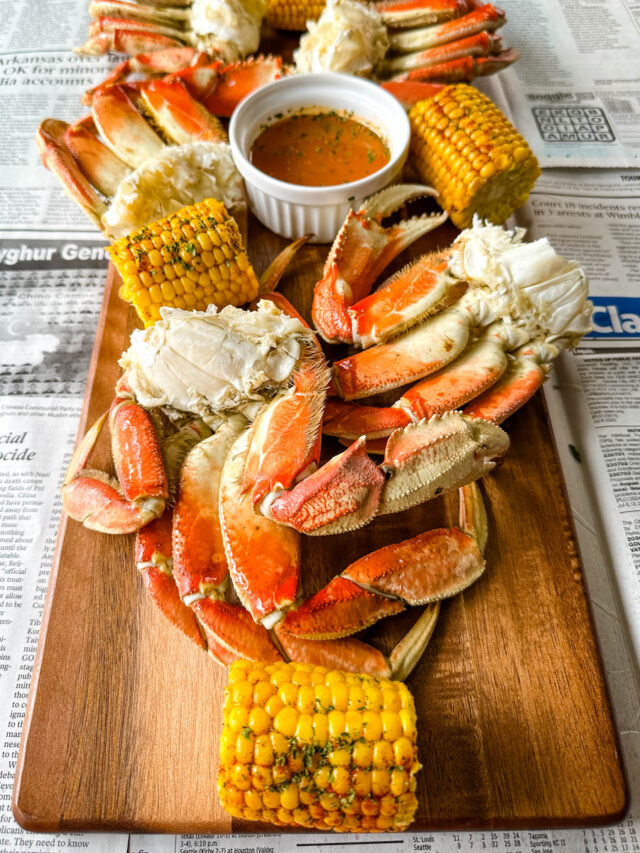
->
[
  {"left": 532, "top": 106, "right": 616, "bottom": 143},
  {"left": 0, "top": 238, "right": 108, "bottom": 397}
]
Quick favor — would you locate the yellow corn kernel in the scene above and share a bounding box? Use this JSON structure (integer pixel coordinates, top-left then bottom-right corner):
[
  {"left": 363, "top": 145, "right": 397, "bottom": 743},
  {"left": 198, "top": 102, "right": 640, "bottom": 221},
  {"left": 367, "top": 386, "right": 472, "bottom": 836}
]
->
[
  {"left": 295, "top": 714, "right": 314, "bottom": 742},
  {"left": 353, "top": 741, "right": 374, "bottom": 768},
  {"left": 362, "top": 711, "right": 382, "bottom": 741},
  {"left": 279, "top": 682, "right": 299, "bottom": 707},
  {"left": 280, "top": 783, "right": 300, "bottom": 811},
  {"left": 244, "top": 788, "right": 262, "bottom": 811},
  {"left": 231, "top": 764, "right": 251, "bottom": 790},
  {"left": 265, "top": 694, "right": 284, "bottom": 718},
  {"left": 235, "top": 731, "right": 254, "bottom": 764},
  {"left": 232, "top": 681, "right": 253, "bottom": 708},
  {"left": 253, "top": 680, "right": 276, "bottom": 706},
  {"left": 297, "top": 685, "right": 315, "bottom": 714},
  {"left": 274, "top": 706, "right": 298, "bottom": 737},
  {"left": 228, "top": 706, "right": 249, "bottom": 732},
  {"left": 251, "top": 765, "right": 272, "bottom": 790},
  {"left": 328, "top": 710, "right": 346, "bottom": 738},
  {"left": 381, "top": 711, "right": 402, "bottom": 742},
  {"left": 254, "top": 733, "right": 274, "bottom": 766}
]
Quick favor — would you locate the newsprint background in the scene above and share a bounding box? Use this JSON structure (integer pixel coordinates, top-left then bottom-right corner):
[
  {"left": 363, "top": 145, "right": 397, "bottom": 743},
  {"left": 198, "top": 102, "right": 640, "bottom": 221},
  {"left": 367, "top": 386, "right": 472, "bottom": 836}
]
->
[{"left": 2, "top": 0, "right": 640, "bottom": 851}]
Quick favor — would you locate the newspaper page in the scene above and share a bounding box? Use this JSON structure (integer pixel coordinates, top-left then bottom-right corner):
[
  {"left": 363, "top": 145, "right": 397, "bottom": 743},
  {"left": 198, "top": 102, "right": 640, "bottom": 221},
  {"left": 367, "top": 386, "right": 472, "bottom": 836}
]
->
[
  {"left": 492, "top": 0, "right": 640, "bottom": 168},
  {"left": 0, "top": 2, "right": 639, "bottom": 853}
]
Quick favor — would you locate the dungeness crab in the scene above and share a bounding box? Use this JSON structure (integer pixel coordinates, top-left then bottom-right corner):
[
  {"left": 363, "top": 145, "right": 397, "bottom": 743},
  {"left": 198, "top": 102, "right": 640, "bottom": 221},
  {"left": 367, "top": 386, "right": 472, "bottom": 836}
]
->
[{"left": 61, "top": 194, "right": 591, "bottom": 678}]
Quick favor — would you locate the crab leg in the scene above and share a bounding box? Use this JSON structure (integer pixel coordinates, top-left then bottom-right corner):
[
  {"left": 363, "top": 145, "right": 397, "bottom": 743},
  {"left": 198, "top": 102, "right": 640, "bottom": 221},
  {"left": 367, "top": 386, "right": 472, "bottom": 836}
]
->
[
  {"left": 276, "top": 481, "right": 487, "bottom": 679},
  {"left": 463, "top": 342, "right": 553, "bottom": 423},
  {"left": 220, "top": 429, "right": 301, "bottom": 627},
  {"left": 395, "top": 49, "right": 518, "bottom": 82},
  {"left": 78, "top": 18, "right": 186, "bottom": 55},
  {"left": 63, "top": 118, "right": 131, "bottom": 197},
  {"left": 378, "top": 413, "right": 508, "bottom": 516},
  {"left": 380, "top": 30, "right": 502, "bottom": 75},
  {"left": 388, "top": 4, "right": 506, "bottom": 53},
  {"left": 311, "top": 184, "right": 448, "bottom": 344},
  {"left": 138, "top": 78, "right": 227, "bottom": 143},
  {"left": 35, "top": 119, "right": 108, "bottom": 230},
  {"left": 269, "top": 412, "right": 508, "bottom": 534},
  {"left": 91, "top": 84, "right": 166, "bottom": 168},
  {"left": 135, "top": 512, "right": 207, "bottom": 648},
  {"left": 377, "top": 0, "right": 472, "bottom": 29},
  {"left": 333, "top": 301, "right": 473, "bottom": 400},
  {"left": 172, "top": 420, "right": 243, "bottom": 605},
  {"left": 61, "top": 392, "right": 168, "bottom": 533},
  {"left": 347, "top": 250, "right": 466, "bottom": 347},
  {"left": 173, "top": 56, "right": 284, "bottom": 118}
]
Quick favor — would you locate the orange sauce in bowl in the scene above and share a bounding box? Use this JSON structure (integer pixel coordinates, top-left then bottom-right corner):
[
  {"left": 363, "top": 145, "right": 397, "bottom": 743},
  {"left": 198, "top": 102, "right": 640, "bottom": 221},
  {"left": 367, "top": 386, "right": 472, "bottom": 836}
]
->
[{"left": 250, "top": 109, "right": 390, "bottom": 186}]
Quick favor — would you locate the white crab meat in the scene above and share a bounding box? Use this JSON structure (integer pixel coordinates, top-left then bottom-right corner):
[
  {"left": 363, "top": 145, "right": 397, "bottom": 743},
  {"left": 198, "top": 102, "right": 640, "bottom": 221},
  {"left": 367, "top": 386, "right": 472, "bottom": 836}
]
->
[
  {"left": 293, "top": 0, "right": 389, "bottom": 76},
  {"left": 191, "top": 0, "right": 267, "bottom": 61},
  {"left": 119, "top": 300, "right": 315, "bottom": 425},
  {"left": 449, "top": 219, "right": 593, "bottom": 345},
  {"left": 102, "top": 141, "right": 245, "bottom": 240}
]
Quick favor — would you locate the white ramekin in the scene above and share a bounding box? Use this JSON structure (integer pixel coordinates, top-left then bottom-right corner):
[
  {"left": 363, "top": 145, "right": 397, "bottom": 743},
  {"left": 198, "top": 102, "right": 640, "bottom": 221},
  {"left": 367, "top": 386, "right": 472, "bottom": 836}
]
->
[{"left": 229, "top": 73, "right": 410, "bottom": 243}]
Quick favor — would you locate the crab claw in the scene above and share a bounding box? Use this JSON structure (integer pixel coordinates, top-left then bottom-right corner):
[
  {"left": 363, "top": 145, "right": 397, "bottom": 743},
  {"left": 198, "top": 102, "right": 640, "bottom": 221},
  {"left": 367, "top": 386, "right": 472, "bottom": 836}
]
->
[
  {"left": 311, "top": 183, "right": 448, "bottom": 343},
  {"left": 268, "top": 437, "right": 385, "bottom": 535}
]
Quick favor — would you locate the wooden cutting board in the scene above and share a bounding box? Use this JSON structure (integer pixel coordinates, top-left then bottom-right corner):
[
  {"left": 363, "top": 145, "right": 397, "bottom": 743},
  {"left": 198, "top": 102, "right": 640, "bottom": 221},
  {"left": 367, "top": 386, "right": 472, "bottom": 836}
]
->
[{"left": 12, "top": 216, "right": 627, "bottom": 834}]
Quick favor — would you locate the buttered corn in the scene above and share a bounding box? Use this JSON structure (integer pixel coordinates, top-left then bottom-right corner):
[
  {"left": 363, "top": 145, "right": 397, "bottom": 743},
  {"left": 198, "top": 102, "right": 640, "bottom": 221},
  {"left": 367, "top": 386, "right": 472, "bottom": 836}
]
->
[
  {"left": 218, "top": 660, "right": 421, "bottom": 832},
  {"left": 109, "top": 198, "right": 259, "bottom": 327},
  {"left": 409, "top": 84, "right": 540, "bottom": 229},
  {"left": 265, "top": 0, "right": 326, "bottom": 31}
]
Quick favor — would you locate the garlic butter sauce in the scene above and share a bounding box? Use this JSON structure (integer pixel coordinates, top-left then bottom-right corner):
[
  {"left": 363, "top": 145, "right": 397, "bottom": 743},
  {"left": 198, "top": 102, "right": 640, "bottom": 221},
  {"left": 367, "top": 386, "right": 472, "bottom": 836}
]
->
[{"left": 250, "top": 108, "right": 391, "bottom": 187}]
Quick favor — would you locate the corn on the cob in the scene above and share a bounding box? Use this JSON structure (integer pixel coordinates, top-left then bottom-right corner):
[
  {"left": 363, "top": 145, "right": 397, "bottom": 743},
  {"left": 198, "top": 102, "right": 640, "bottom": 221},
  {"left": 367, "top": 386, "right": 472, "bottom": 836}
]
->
[
  {"left": 218, "top": 659, "right": 421, "bottom": 832},
  {"left": 409, "top": 84, "right": 540, "bottom": 229},
  {"left": 265, "top": 0, "right": 326, "bottom": 31},
  {"left": 109, "top": 198, "right": 259, "bottom": 327}
]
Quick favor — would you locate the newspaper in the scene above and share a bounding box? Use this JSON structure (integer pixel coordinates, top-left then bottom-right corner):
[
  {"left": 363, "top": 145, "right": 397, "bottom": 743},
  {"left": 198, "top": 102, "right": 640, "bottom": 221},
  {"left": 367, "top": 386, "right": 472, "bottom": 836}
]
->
[
  {"left": 0, "top": 1, "right": 639, "bottom": 852},
  {"left": 492, "top": 0, "right": 640, "bottom": 168}
]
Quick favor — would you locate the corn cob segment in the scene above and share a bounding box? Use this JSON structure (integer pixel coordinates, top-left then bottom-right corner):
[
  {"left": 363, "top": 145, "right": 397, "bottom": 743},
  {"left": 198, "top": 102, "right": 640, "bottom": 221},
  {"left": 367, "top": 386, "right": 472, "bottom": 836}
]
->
[
  {"left": 218, "top": 659, "right": 421, "bottom": 831},
  {"left": 109, "top": 198, "right": 259, "bottom": 327},
  {"left": 265, "top": 0, "right": 326, "bottom": 31},
  {"left": 409, "top": 83, "right": 540, "bottom": 228}
]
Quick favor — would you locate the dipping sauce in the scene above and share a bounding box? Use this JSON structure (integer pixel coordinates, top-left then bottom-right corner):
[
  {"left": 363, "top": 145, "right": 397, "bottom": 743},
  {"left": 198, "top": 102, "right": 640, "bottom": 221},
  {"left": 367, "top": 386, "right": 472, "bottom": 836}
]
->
[{"left": 250, "top": 110, "right": 391, "bottom": 186}]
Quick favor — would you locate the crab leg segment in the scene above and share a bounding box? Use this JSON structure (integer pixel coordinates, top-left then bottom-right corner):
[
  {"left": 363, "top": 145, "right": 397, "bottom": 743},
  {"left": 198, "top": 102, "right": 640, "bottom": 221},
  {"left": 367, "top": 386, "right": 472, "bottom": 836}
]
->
[
  {"left": 79, "top": 18, "right": 184, "bottom": 56},
  {"left": 139, "top": 78, "right": 227, "bottom": 143},
  {"left": 396, "top": 331, "right": 509, "bottom": 420},
  {"left": 220, "top": 430, "right": 300, "bottom": 626},
  {"left": 348, "top": 251, "right": 466, "bottom": 347},
  {"left": 333, "top": 302, "right": 473, "bottom": 400},
  {"left": 380, "top": 30, "right": 502, "bottom": 75},
  {"left": 379, "top": 412, "right": 509, "bottom": 516},
  {"left": 64, "top": 119, "right": 131, "bottom": 198},
  {"left": 323, "top": 400, "right": 411, "bottom": 441},
  {"left": 397, "top": 49, "right": 518, "bottom": 82},
  {"left": 377, "top": 0, "right": 471, "bottom": 28},
  {"left": 192, "top": 599, "right": 284, "bottom": 665},
  {"left": 110, "top": 386, "right": 169, "bottom": 505},
  {"left": 174, "top": 56, "right": 284, "bottom": 119},
  {"left": 312, "top": 184, "right": 447, "bottom": 344},
  {"left": 35, "top": 119, "right": 107, "bottom": 230},
  {"left": 135, "top": 512, "right": 206, "bottom": 649},
  {"left": 172, "top": 422, "right": 242, "bottom": 605},
  {"left": 241, "top": 347, "right": 330, "bottom": 508},
  {"left": 463, "top": 343, "right": 552, "bottom": 423},
  {"left": 388, "top": 3, "right": 506, "bottom": 53},
  {"left": 274, "top": 631, "right": 392, "bottom": 678},
  {"left": 61, "top": 398, "right": 167, "bottom": 534},
  {"left": 91, "top": 84, "right": 165, "bottom": 168}
]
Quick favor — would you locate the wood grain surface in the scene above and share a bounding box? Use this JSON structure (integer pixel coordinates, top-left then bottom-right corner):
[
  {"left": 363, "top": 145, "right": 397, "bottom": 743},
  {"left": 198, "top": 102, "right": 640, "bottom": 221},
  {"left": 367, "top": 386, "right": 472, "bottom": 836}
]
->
[{"left": 12, "top": 215, "right": 627, "bottom": 834}]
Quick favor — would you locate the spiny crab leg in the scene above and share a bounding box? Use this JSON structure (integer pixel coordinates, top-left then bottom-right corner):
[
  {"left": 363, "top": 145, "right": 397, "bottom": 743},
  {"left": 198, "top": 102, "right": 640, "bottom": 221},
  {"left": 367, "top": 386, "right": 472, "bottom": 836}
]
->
[
  {"left": 311, "top": 183, "right": 448, "bottom": 344},
  {"left": 78, "top": 17, "right": 186, "bottom": 56}
]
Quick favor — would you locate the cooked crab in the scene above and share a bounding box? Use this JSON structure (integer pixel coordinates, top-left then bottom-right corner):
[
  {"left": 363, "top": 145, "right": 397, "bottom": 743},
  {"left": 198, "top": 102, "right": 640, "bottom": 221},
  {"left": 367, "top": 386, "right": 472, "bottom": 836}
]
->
[{"left": 62, "top": 295, "right": 508, "bottom": 677}]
